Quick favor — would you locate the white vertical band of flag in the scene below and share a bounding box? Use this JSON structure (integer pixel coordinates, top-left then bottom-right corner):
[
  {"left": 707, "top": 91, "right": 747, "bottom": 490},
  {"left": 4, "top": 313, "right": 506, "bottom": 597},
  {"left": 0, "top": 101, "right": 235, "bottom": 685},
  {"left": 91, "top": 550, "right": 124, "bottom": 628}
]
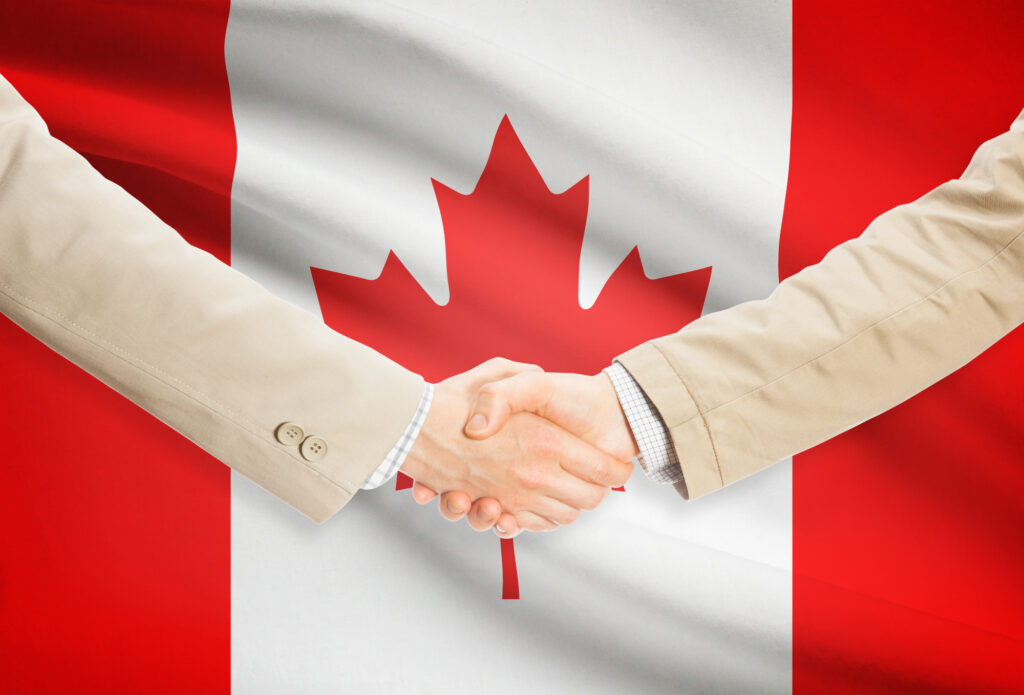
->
[{"left": 227, "top": 2, "right": 793, "bottom": 692}]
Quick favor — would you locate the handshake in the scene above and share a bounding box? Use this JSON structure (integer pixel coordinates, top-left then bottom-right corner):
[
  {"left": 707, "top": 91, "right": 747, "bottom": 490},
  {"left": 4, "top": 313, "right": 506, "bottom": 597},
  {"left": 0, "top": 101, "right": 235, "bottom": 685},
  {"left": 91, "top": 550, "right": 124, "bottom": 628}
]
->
[{"left": 399, "top": 358, "right": 640, "bottom": 539}]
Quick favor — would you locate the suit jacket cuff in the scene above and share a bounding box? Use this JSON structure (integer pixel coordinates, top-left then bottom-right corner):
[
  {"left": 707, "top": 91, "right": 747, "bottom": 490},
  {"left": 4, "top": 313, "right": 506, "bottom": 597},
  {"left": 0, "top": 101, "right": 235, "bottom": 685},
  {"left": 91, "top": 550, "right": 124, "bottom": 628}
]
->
[
  {"left": 360, "top": 382, "right": 433, "bottom": 489},
  {"left": 615, "top": 342, "right": 723, "bottom": 500}
]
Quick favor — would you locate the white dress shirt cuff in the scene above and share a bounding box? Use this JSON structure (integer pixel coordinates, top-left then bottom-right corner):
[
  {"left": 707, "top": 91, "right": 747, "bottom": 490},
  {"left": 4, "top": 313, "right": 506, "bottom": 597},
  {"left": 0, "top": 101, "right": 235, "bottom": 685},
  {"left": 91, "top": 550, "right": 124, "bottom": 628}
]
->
[
  {"left": 604, "top": 362, "right": 684, "bottom": 485},
  {"left": 360, "top": 382, "right": 434, "bottom": 490}
]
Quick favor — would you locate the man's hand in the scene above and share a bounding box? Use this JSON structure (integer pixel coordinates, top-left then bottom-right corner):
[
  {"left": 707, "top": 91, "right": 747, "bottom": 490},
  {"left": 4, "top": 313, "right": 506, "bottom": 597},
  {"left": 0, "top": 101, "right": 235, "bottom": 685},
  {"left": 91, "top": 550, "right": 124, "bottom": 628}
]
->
[
  {"left": 401, "top": 360, "right": 633, "bottom": 532},
  {"left": 467, "top": 371, "right": 638, "bottom": 460},
  {"left": 412, "top": 370, "right": 639, "bottom": 536}
]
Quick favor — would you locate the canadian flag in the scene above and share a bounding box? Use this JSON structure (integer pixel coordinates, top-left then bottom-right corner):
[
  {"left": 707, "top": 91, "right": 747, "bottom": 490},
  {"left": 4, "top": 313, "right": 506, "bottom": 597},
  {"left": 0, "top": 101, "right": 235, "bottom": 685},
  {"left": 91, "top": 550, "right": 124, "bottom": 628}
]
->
[{"left": 1, "top": 2, "right": 1022, "bottom": 694}]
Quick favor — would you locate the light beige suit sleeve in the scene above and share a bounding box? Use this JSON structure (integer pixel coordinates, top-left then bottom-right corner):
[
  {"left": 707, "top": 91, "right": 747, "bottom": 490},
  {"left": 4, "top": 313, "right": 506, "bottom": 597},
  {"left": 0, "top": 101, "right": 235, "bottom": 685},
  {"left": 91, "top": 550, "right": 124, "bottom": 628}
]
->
[
  {"left": 618, "top": 109, "right": 1024, "bottom": 500},
  {"left": 0, "top": 76, "right": 425, "bottom": 523}
]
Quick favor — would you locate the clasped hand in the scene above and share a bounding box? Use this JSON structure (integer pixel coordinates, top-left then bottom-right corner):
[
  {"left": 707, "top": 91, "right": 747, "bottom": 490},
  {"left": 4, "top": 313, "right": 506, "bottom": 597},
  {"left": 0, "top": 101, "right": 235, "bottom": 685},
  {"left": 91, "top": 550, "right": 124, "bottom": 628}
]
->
[{"left": 399, "top": 358, "right": 638, "bottom": 538}]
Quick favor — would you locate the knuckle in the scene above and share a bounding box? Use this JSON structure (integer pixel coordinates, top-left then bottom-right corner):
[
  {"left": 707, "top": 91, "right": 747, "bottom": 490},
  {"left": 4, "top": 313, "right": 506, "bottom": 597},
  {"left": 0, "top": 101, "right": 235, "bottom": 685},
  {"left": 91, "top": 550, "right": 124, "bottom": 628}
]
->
[
  {"left": 611, "top": 461, "right": 634, "bottom": 487},
  {"left": 527, "top": 428, "right": 559, "bottom": 459},
  {"left": 486, "top": 357, "right": 513, "bottom": 371},
  {"left": 616, "top": 467, "right": 634, "bottom": 487},
  {"left": 589, "top": 457, "right": 609, "bottom": 484},
  {"left": 516, "top": 465, "right": 545, "bottom": 491},
  {"left": 528, "top": 440, "right": 553, "bottom": 461},
  {"left": 515, "top": 371, "right": 540, "bottom": 390},
  {"left": 475, "top": 499, "right": 500, "bottom": 520}
]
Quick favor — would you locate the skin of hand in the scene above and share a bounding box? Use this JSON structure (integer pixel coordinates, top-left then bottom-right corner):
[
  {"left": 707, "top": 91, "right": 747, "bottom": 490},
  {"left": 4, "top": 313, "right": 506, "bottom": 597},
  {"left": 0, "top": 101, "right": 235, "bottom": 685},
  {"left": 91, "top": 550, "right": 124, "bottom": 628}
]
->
[
  {"left": 400, "top": 359, "right": 634, "bottom": 532},
  {"left": 412, "top": 370, "right": 639, "bottom": 537}
]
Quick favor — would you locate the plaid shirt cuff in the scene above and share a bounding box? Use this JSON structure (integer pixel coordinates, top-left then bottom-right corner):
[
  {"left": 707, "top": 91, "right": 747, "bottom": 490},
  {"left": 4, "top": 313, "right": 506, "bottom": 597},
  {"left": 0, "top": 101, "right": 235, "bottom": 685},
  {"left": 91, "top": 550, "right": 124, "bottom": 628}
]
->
[
  {"left": 604, "top": 362, "right": 683, "bottom": 485},
  {"left": 360, "top": 382, "right": 434, "bottom": 490}
]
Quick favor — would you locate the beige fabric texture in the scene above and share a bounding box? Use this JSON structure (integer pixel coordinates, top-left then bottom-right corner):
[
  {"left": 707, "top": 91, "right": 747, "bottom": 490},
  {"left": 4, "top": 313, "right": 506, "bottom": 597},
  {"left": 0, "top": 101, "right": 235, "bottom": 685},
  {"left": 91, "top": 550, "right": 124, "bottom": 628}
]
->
[
  {"left": 619, "top": 108, "right": 1024, "bottom": 501},
  {"left": 0, "top": 75, "right": 424, "bottom": 524}
]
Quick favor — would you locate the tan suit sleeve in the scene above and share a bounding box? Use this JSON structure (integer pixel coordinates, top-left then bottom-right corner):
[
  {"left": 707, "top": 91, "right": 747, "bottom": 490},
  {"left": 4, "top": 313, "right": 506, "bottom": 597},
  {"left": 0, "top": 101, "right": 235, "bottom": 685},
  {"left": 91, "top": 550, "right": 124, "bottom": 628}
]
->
[
  {"left": 617, "top": 109, "right": 1024, "bottom": 500},
  {"left": 0, "top": 75, "right": 424, "bottom": 523}
]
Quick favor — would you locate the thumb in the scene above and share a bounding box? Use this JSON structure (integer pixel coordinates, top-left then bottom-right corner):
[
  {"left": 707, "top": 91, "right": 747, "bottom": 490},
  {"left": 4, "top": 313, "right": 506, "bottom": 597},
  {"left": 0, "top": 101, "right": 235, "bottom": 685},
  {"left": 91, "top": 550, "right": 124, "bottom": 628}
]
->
[{"left": 464, "top": 372, "right": 554, "bottom": 440}]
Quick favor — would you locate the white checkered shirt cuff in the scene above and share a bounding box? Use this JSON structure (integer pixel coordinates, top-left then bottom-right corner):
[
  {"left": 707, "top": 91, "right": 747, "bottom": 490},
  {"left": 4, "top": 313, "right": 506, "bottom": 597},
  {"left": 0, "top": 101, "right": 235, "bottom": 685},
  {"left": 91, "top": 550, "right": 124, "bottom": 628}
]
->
[
  {"left": 360, "top": 382, "right": 434, "bottom": 490},
  {"left": 604, "top": 362, "right": 683, "bottom": 485}
]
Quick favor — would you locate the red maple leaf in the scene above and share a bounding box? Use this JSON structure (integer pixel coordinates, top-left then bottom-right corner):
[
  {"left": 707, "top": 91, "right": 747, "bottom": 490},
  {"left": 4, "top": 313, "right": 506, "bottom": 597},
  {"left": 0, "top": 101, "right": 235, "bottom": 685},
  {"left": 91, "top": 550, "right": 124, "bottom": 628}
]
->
[{"left": 311, "top": 116, "right": 710, "bottom": 598}]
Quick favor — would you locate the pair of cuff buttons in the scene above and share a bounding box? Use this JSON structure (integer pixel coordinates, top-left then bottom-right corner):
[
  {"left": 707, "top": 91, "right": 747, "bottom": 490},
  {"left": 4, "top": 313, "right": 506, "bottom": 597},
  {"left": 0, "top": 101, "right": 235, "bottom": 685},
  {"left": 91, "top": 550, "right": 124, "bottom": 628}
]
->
[{"left": 275, "top": 422, "right": 328, "bottom": 462}]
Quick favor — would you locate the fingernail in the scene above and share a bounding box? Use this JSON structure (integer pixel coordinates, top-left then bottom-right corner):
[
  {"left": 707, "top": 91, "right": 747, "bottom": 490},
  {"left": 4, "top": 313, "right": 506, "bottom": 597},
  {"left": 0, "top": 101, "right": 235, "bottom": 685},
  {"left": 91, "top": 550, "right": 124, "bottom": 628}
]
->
[
  {"left": 467, "top": 413, "right": 487, "bottom": 432},
  {"left": 495, "top": 523, "right": 507, "bottom": 534},
  {"left": 447, "top": 499, "right": 464, "bottom": 514}
]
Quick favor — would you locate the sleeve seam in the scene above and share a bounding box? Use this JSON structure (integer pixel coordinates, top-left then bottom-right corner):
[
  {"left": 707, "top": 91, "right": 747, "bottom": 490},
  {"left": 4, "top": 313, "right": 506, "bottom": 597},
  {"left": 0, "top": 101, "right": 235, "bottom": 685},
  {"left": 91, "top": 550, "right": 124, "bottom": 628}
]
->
[
  {"left": 0, "top": 279, "right": 353, "bottom": 496},
  {"left": 698, "top": 224, "right": 1024, "bottom": 419}
]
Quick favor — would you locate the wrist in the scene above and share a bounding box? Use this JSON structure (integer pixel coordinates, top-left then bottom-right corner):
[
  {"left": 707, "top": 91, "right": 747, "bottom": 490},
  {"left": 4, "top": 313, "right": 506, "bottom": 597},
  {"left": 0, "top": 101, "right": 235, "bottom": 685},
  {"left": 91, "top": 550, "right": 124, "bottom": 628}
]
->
[
  {"left": 398, "top": 382, "right": 465, "bottom": 492},
  {"left": 398, "top": 446, "right": 425, "bottom": 480}
]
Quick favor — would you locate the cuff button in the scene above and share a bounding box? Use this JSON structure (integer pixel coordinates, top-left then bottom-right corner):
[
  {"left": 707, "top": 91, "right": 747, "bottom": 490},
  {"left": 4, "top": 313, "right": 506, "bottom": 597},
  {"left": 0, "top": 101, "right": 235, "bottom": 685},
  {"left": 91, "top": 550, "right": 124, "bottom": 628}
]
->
[
  {"left": 275, "top": 422, "right": 305, "bottom": 446},
  {"left": 300, "top": 435, "right": 328, "bottom": 462}
]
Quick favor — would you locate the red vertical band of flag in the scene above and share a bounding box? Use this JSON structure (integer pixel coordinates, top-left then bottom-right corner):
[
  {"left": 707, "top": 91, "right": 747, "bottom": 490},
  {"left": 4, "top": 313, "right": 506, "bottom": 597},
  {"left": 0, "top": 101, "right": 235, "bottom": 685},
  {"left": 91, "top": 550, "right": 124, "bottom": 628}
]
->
[
  {"left": 787, "top": 2, "right": 1024, "bottom": 693},
  {"left": 0, "top": 2, "right": 235, "bottom": 694}
]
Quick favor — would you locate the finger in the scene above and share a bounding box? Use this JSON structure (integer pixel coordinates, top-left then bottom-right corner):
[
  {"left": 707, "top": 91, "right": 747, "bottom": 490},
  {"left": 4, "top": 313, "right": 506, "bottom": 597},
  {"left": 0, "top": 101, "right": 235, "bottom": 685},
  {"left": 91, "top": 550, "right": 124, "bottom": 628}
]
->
[
  {"left": 465, "top": 372, "right": 555, "bottom": 439},
  {"left": 518, "top": 426, "right": 628, "bottom": 505},
  {"left": 511, "top": 510, "right": 558, "bottom": 533},
  {"left": 531, "top": 495, "right": 585, "bottom": 527},
  {"left": 438, "top": 491, "right": 472, "bottom": 521},
  {"left": 477, "top": 357, "right": 543, "bottom": 379},
  {"left": 493, "top": 512, "right": 521, "bottom": 538},
  {"left": 411, "top": 482, "right": 438, "bottom": 504},
  {"left": 463, "top": 358, "right": 544, "bottom": 394},
  {"left": 467, "top": 498, "right": 502, "bottom": 531},
  {"left": 552, "top": 429, "right": 634, "bottom": 489},
  {"left": 519, "top": 469, "right": 608, "bottom": 519}
]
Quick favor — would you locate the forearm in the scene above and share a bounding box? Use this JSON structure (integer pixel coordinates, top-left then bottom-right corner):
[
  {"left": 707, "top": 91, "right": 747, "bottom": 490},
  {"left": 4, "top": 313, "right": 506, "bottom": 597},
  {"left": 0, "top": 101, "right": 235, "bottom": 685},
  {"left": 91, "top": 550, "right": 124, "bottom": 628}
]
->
[
  {"left": 619, "top": 112, "right": 1024, "bottom": 499},
  {"left": 0, "top": 75, "right": 424, "bottom": 522}
]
